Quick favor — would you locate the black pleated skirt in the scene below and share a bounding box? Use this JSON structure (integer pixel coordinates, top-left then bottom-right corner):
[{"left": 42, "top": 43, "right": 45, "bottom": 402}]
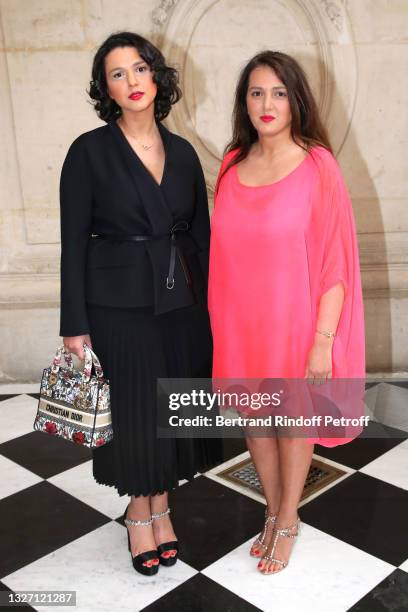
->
[{"left": 87, "top": 302, "right": 221, "bottom": 497}]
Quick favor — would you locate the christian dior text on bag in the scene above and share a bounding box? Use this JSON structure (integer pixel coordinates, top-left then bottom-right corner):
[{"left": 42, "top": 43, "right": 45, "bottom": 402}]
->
[{"left": 33, "top": 344, "right": 113, "bottom": 448}]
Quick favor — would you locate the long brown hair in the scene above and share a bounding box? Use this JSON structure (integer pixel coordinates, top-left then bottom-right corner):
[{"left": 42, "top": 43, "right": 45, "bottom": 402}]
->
[{"left": 217, "top": 51, "right": 332, "bottom": 190}]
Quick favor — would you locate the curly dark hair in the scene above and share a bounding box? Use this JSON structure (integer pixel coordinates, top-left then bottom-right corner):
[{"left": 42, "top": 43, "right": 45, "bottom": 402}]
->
[
  {"left": 88, "top": 31, "right": 182, "bottom": 122},
  {"left": 217, "top": 51, "right": 332, "bottom": 191}
]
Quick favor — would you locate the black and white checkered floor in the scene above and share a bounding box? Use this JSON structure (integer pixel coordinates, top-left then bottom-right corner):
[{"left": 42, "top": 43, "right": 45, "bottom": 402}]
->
[{"left": 1, "top": 382, "right": 408, "bottom": 612}]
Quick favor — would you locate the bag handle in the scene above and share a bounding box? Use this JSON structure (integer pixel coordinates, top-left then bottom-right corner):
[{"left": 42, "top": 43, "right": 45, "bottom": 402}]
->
[
  {"left": 82, "top": 344, "right": 105, "bottom": 382},
  {"left": 51, "top": 344, "right": 105, "bottom": 382},
  {"left": 51, "top": 346, "right": 74, "bottom": 373}
]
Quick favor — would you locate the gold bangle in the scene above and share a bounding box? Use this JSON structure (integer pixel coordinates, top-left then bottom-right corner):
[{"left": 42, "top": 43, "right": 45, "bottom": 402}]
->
[{"left": 316, "top": 329, "right": 336, "bottom": 339}]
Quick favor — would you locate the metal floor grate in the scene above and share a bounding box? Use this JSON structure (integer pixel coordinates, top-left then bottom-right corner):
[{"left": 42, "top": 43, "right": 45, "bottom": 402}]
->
[{"left": 217, "top": 457, "right": 346, "bottom": 501}]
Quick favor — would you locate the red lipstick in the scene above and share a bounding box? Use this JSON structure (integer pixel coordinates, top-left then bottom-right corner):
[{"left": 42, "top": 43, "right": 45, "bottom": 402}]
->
[
  {"left": 129, "top": 91, "right": 144, "bottom": 100},
  {"left": 260, "top": 115, "right": 275, "bottom": 122}
]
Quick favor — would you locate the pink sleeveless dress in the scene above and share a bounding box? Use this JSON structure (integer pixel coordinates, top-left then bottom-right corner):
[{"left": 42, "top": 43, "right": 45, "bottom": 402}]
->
[{"left": 208, "top": 146, "right": 365, "bottom": 447}]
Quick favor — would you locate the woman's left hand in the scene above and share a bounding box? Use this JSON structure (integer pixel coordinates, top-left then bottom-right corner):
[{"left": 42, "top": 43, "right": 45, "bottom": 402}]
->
[{"left": 304, "top": 336, "right": 333, "bottom": 383}]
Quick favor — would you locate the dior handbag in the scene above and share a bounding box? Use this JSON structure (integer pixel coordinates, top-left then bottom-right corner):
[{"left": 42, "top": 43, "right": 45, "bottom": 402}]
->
[{"left": 33, "top": 344, "right": 113, "bottom": 448}]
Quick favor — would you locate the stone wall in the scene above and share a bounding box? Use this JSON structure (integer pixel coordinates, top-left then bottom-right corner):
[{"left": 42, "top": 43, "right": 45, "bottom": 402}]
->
[{"left": 0, "top": 0, "right": 407, "bottom": 381}]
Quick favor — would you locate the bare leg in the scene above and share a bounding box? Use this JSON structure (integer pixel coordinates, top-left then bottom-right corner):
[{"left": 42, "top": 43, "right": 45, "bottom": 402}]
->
[
  {"left": 127, "top": 495, "right": 159, "bottom": 568},
  {"left": 151, "top": 491, "right": 178, "bottom": 559},
  {"left": 259, "top": 438, "right": 314, "bottom": 573},
  {"left": 245, "top": 434, "right": 281, "bottom": 556}
]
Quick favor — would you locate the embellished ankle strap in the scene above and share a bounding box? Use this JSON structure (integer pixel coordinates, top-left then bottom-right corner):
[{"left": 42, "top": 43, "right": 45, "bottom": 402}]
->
[
  {"left": 151, "top": 508, "right": 170, "bottom": 520},
  {"left": 124, "top": 516, "right": 152, "bottom": 527},
  {"left": 274, "top": 517, "right": 301, "bottom": 538}
]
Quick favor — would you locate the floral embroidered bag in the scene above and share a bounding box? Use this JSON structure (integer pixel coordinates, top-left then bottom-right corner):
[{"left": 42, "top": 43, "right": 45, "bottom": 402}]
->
[{"left": 33, "top": 344, "right": 113, "bottom": 448}]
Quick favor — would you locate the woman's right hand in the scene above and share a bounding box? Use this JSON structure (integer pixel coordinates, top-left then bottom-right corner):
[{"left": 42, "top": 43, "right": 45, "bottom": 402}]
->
[{"left": 63, "top": 335, "right": 93, "bottom": 360}]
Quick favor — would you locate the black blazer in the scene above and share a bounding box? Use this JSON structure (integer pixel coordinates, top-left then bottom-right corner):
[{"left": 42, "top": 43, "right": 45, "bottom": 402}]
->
[{"left": 59, "top": 120, "right": 210, "bottom": 337}]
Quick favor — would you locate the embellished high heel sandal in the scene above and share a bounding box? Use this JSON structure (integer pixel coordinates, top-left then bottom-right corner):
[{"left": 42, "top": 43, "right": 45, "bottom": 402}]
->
[
  {"left": 123, "top": 505, "right": 159, "bottom": 576},
  {"left": 250, "top": 508, "right": 277, "bottom": 557},
  {"left": 259, "top": 517, "right": 301, "bottom": 574},
  {"left": 151, "top": 508, "right": 179, "bottom": 567}
]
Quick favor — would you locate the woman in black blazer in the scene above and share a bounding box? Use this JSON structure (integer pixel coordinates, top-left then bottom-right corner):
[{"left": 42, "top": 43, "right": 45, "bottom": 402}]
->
[{"left": 60, "top": 32, "right": 220, "bottom": 576}]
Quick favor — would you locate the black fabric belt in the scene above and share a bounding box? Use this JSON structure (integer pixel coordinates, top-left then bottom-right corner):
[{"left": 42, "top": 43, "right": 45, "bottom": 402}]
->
[{"left": 91, "top": 220, "right": 190, "bottom": 290}]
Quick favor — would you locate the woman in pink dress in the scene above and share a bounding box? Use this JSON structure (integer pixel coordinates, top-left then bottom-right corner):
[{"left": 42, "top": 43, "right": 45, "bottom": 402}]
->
[{"left": 208, "top": 51, "right": 365, "bottom": 575}]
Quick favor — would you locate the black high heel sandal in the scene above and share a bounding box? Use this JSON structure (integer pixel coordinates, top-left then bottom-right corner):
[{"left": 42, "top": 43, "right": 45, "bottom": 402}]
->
[
  {"left": 123, "top": 505, "right": 159, "bottom": 576},
  {"left": 151, "top": 508, "right": 179, "bottom": 567}
]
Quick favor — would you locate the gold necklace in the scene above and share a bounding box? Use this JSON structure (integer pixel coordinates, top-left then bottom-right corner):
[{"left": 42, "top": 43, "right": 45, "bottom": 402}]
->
[{"left": 118, "top": 118, "right": 154, "bottom": 151}]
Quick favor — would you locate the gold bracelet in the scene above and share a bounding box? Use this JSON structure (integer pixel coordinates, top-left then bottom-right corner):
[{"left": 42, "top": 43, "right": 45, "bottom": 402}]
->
[{"left": 316, "top": 329, "right": 336, "bottom": 339}]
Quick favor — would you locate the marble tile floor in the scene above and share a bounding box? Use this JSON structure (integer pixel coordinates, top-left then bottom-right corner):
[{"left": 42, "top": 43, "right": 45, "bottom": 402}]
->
[{"left": 0, "top": 383, "right": 407, "bottom": 611}]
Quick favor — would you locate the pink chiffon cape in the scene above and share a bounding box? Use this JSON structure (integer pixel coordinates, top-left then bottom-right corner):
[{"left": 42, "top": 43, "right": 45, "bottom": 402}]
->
[{"left": 208, "top": 146, "right": 366, "bottom": 447}]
